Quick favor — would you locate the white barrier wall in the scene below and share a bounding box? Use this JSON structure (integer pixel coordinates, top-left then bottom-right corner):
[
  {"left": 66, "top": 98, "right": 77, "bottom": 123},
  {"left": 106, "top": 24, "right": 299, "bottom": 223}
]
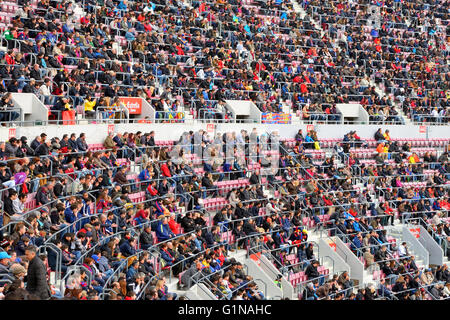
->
[
  {"left": 402, "top": 226, "right": 430, "bottom": 267},
  {"left": 336, "top": 103, "right": 369, "bottom": 123},
  {"left": 245, "top": 258, "right": 283, "bottom": 299},
  {"left": 258, "top": 255, "right": 294, "bottom": 299},
  {"left": 11, "top": 93, "right": 48, "bottom": 125},
  {"left": 225, "top": 100, "right": 262, "bottom": 122},
  {"left": 334, "top": 236, "right": 364, "bottom": 285},
  {"left": 195, "top": 283, "right": 218, "bottom": 300},
  {"left": 414, "top": 225, "right": 444, "bottom": 266},
  {"left": 318, "top": 238, "right": 351, "bottom": 277},
  {"left": 1, "top": 123, "right": 449, "bottom": 144}
]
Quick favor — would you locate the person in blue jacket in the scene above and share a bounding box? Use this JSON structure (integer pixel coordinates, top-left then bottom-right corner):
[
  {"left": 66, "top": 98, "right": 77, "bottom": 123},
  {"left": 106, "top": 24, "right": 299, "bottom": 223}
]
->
[
  {"left": 352, "top": 220, "right": 362, "bottom": 232},
  {"left": 159, "top": 242, "right": 175, "bottom": 267},
  {"left": 64, "top": 203, "right": 79, "bottom": 233},
  {"left": 304, "top": 133, "right": 314, "bottom": 149},
  {"left": 209, "top": 261, "right": 221, "bottom": 273},
  {"left": 377, "top": 278, "right": 393, "bottom": 299},
  {"left": 126, "top": 260, "right": 139, "bottom": 282},
  {"left": 138, "top": 165, "right": 152, "bottom": 181},
  {"left": 281, "top": 213, "right": 291, "bottom": 238},
  {"left": 155, "top": 216, "right": 175, "bottom": 242},
  {"left": 119, "top": 237, "right": 137, "bottom": 257},
  {"left": 351, "top": 232, "right": 363, "bottom": 253},
  {"left": 117, "top": 0, "right": 127, "bottom": 10}
]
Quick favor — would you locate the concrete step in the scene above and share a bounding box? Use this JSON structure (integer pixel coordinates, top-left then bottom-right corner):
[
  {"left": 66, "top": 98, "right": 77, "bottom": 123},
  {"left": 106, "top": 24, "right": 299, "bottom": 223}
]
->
[
  {"left": 229, "top": 249, "right": 248, "bottom": 264},
  {"left": 289, "top": 0, "right": 324, "bottom": 36},
  {"left": 166, "top": 274, "right": 202, "bottom": 300},
  {"left": 363, "top": 269, "right": 377, "bottom": 287}
]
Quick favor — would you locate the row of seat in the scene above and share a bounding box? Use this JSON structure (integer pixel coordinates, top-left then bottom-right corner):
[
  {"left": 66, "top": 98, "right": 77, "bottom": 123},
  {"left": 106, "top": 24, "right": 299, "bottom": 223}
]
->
[
  {"left": 281, "top": 138, "right": 450, "bottom": 149},
  {"left": 201, "top": 197, "right": 228, "bottom": 211},
  {"left": 214, "top": 179, "right": 250, "bottom": 194},
  {"left": 288, "top": 266, "right": 330, "bottom": 286},
  {"left": 0, "top": 2, "right": 19, "bottom": 14},
  {"left": 128, "top": 191, "right": 146, "bottom": 203}
]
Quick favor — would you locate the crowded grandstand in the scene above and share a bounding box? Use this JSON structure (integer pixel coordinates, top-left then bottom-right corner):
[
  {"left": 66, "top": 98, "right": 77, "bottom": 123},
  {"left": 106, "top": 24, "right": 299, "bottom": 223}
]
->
[{"left": 0, "top": 0, "right": 449, "bottom": 301}]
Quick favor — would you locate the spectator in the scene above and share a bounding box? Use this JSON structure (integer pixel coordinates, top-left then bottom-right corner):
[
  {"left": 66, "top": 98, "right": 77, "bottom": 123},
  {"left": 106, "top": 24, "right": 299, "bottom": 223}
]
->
[{"left": 25, "top": 245, "right": 51, "bottom": 299}]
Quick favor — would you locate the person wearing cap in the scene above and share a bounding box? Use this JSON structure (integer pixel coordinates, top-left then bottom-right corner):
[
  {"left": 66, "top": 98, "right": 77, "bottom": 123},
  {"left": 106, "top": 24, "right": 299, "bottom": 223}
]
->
[{"left": 0, "top": 251, "right": 12, "bottom": 279}]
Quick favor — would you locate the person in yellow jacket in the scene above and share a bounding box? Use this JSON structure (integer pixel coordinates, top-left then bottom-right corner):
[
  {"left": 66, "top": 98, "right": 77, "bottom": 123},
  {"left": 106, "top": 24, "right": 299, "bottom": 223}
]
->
[
  {"left": 383, "top": 142, "right": 390, "bottom": 159},
  {"left": 408, "top": 153, "right": 419, "bottom": 164},
  {"left": 383, "top": 129, "right": 391, "bottom": 141},
  {"left": 63, "top": 98, "right": 72, "bottom": 111},
  {"left": 84, "top": 96, "right": 96, "bottom": 118}
]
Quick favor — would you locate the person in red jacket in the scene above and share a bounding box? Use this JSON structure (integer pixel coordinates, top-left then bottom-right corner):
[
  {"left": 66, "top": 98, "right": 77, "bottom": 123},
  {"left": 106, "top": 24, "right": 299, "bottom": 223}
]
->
[
  {"left": 382, "top": 202, "right": 395, "bottom": 226},
  {"left": 167, "top": 212, "right": 180, "bottom": 235},
  {"left": 160, "top": 161, "right": 172, "bottom": 177},
  {"left": 134, "top": 203, "right": 149, "bottom": 223},
  {"left": 146, "top": 181, "right": 158, "bottom": 197}
]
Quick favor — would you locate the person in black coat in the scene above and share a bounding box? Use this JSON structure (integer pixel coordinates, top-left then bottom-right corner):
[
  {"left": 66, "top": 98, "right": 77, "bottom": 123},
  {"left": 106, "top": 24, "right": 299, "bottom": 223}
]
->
[
  {"left": 139, "top": 225, "right": 154, "bottom": 250},
  {"left": 36, "top": 185, "right": 50, "bottom": 206},
  {"left": 3, "top": 190, "right": 17, "bottom": 217},
  {"left": 19, "top": 136, "right": 35, "bottom": 156},
  {"left": 119, "top": 237, "right": 137, "bottom": 257},
  {"left": 305, "top": 243, "right": 315, "bottom": 260},
  {"left": 147, "top": 131, "right": 155, "bottom": 147},
  {"left": 25, "top": 245, "right": 51, "bottom": 299},
  {"left": 249, "top": 171, "right": 260, "bottom": 185},
  {"left": 30, "top": 137, "right": 41, "bottom": 151},
  {"left": 34, "top": 140, "right": 51, "bottom": 156},
  {"left": 181, "top": 212, "right": 196, "bottom": 233},
  {"left": 204, "top": 226, "right": 221, "bottom": 248},
  {"left": 158, "top": 179, "right": 169, "bottom": 196},
  {"left": 68, "top": 134, "right": 78, "bottom": 151},
  {"left": 305, "top": 260, "right": 321, "bottom": 280},
  {"left": 374, "top": 128, "right": 385, "bottom": 141},
  {"left": 243, "top": 219, "right": 258, "bottom": 236},
  {"left": 202, "top": 173, "right": 218, "bottom": 197}
]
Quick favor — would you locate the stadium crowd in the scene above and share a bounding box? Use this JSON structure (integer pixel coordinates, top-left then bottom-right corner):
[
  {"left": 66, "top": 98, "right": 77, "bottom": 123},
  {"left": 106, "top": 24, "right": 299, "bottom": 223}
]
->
[
  {"left": 1, "top": 0, "right": 447, "bottom": 125},
  {"left": 0, "top": 125, "right": 446, "bottom": 300}
]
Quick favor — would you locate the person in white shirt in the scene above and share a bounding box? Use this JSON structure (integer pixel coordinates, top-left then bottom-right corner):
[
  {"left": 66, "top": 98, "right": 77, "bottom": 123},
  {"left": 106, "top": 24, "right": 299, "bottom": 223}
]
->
[
  {"left": 431, "top": 108, "right": 439, "bottom": 122},
  {"left": 185, "top": 55, "right": 196, "bottom": 68},
  {"left": 220, "top": 278, "right": 233, "bottom": 299},
  {"left": 432, "top": 211, "right": 443, "bottom": 225},
  {"left": 39, "top": 78, "right": 53, "bottom": 105},
  {"left": 161, "top": 98, "right": 170, "bottom": 120},
  {"left": 266, "top": 198, "right": 281, "bottom": 214},
  {"left": 11, "top": 193, "right": 26, "bottom": 216},
  {"left": 443, "top": 282, "right": 450, "bottom": 298},
  {"left": 232, "top": 289, "right": 245, "bottom": 300},
  {"left": 197, "top": 68, "right": 205, "bottom": 80},
  {"left": 398, "top": 242, "right": 408, "bottom": 257}
]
